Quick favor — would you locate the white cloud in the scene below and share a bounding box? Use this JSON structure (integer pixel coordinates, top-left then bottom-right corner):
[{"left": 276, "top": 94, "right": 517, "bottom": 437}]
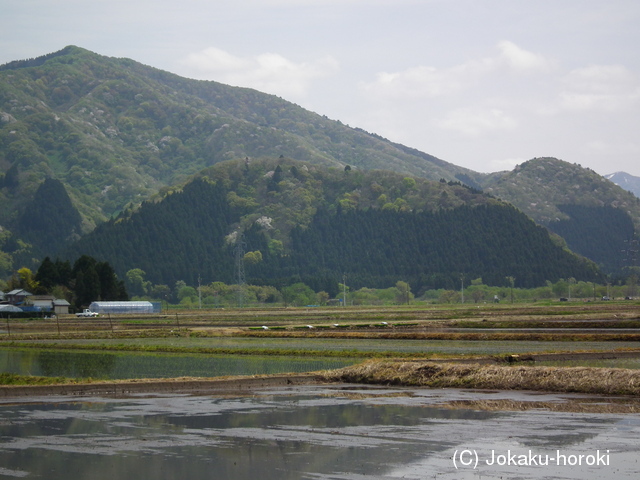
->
[
  {"left": 497, "top": 40, "right": 553, "bottom": 72},
  {"left": 559, "top": 64, "right": 640, "bottom": 112},
  {"left": 183, "top": 47, "right": 249, "bottom": 72},
  {"left": 360, "top": 57, "right": 497, "bottom": 101},
  {"left": 359, "top": 41, "right": 554, "bottom": 104},
  {"left": 438, "top": 107, "right": 518, "bottom": 137},
  {"left": 180, "top": 47, "right": 339, "bottom": 99},
  {"left": 362, "top": 66, "right": 466, "bottom": 99}
]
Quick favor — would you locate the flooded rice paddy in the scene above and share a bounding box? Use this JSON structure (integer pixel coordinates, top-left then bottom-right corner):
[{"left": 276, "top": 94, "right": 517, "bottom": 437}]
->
[
  {"left": 40, "top": 336, "right": 640, "bottom": 356},
  {"left": 0, "top": 348, "right": 357, "bottom": 380},
  {"left": 0, "top": 384, "right": 639, "bottom": 479}
]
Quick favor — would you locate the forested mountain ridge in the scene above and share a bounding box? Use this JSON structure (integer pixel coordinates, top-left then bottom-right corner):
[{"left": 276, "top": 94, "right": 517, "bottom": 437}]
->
[
  {"left": 483, "top": 158, "right": 640, "bottom": 226},
  {"left": 193, "top": 156, "right": 498, "bottom": 242},
  {"left": 68, "top": 157, "right": 601, "bottom": 293},
  {"left": 0, "top": 47, "right": 636, "bottom": 280},
  {"left": 0, "top": 45, "right": 488, "bottom": 275},
  {"left": 0, "top": 46, "right": 481, "bottom": 227},
  {"left": 483, "top": 158, "right": 640, "bottom": 273}
]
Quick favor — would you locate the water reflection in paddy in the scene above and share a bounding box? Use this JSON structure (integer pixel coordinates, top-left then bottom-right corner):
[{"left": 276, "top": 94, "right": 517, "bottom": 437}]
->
[
  {"left": 0, "top": 348, "right": 357, "bottom": 379},
  {"left": 0, "top": 385, "right": 638, "bottom": 479},
  {"left": 42, "top": 336, "right": 640, "bottom": 356}
]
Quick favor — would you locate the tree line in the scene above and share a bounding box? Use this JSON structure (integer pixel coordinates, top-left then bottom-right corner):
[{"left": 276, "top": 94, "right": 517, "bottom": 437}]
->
[{"left": 3, "top": 255, "right": 128, "bottom": 309}]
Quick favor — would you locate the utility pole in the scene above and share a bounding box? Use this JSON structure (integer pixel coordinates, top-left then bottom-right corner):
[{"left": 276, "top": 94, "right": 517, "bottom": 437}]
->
[
  {"left": 343, "top": 273, "right": 347, "bottom": 307},
  {"left": 623, "top": 235, "right": 639, "bottom": 298},
  {"left": 506, "top": 276, "right": 515, "bottom": 304},
  {"left": 460, "top": 274, "right": 464, "bottom": 304},
  {"left": 235, "top": 235, "right": 246, "bottom": 308}
]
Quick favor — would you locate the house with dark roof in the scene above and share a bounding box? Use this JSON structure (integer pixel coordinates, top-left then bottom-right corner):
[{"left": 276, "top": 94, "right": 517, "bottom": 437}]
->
[{"left": 6, "top": 289, "right": 32, "bottom": 306}]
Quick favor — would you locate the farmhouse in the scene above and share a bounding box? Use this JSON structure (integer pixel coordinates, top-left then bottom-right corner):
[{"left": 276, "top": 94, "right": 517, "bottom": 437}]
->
[{"left": 5, "top": 289, "right": 32, "bottom": 306}]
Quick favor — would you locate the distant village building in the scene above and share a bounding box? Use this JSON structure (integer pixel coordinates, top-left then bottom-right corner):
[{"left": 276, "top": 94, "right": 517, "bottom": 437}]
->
[
  {"left": 89, "top": 301, "right": 157, "bottom": 314},
  {"left": 2, "top": 291, "right": 69, "bottom": 314},
  {"left": 30, "top": 296, "right": 71, "bottom": 315},
  {"left": 53, "top": 299, "right": 71, "bottom": 315},
  {"left": 6, "top": 289, "right": 33, "bottom": 306},
  {"left": 30, "top": 296, "right": 56, "bottom": 310}
]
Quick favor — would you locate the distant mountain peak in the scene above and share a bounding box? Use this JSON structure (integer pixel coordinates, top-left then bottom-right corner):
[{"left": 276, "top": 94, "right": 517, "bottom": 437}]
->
[{"left": 604, "top": 171, "right": 640, "bottom": 198}]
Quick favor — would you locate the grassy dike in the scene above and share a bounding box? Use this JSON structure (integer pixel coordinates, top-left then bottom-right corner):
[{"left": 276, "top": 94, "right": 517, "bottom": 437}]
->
[
  {"left": 322, "top": 359, "right": 640, "bottom": 396},
  {"left": 4, "top": 360, "right": 640, "bottom": 396}
]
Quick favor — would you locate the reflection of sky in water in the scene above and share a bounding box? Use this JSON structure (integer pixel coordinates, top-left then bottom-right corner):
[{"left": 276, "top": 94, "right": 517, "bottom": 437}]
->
[{"left": 0, "top": 386, "right": 638, "bottom": 479}]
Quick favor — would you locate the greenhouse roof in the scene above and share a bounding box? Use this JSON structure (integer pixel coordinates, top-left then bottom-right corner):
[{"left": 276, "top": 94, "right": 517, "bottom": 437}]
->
[{"left": 90, "top": 301, "right": 153, "bottom": 306}]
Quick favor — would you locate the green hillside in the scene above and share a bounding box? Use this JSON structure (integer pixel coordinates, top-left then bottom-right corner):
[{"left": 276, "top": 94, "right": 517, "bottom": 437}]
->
[
  {"left": 0, "top": 48, "right": 637, "bottom": 280},
  {"left": 0, "top": 46, "right": 480, "bottom": 223},
  {"left": 483, "top": 157, "right": 640, "bottom": 273},
  {"left": 0, "top": 46, "right": 485, "bottom": 274},
  {"left": 68, "top": 158, "right": 601, "bottom": 293}
]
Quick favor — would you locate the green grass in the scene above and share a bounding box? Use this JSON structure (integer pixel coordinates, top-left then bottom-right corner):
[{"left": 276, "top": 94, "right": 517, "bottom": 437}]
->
[{"left": 0, "top": 372, "right": 76, "bottom": 386}]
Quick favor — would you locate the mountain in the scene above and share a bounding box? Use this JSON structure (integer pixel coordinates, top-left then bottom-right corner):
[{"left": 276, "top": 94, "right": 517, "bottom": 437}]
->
[
  {"left": 483, "top": 158, "right": 640, "bottom": 273},
  {"left": 0, "top": 46, "right": 489, "bottom": 272},
  {"left": 605, "top": 172, "right": 640, "bottom": 198},
  {"left": 0, "top": 46, "right": 481, "bottom": 223},
  {"left": 0, "top": 47, "right": 637, "bottom": 279},
  {"left": 67, "top": 158, "right": 601, "bottom": 292}
]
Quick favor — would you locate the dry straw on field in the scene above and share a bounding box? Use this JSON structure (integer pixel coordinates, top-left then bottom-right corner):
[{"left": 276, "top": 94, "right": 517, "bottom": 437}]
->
[{"left": 323, "top": 360, "right": 640, "bottom": 396}]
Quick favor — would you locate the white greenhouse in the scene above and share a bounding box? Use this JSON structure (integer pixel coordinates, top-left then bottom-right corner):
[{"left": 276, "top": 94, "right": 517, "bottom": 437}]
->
[{"left": 89, "top": 301, "right": 156, "bottom": 314}]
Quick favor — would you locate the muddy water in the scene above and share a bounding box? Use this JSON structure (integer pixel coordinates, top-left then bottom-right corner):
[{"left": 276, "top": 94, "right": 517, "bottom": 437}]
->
[{"left": 0, "top": 385, "right": 638, "bottom": 479}]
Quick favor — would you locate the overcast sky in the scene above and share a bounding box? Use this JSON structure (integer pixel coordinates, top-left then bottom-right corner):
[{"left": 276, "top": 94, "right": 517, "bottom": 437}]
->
[{"left": 2, "top": 0, "right": 640, "bottom": 176}]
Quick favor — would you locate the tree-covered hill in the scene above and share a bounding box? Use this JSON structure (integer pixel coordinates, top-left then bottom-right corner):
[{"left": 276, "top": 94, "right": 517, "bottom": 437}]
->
[
  {"left": 482, "top": 157, "right": 640, "bottom": 273},
  {"left": 0, "top": 45, "right": 487, "bottom": 274},
  {"left": 0, "top": 46, "right": 481, "bottom": 226},
  {"left": 67, "top": 158, "right": 601, "bottom": 293},
  {"left": 0, "top": 48, "right": 636, "bottom": 279}
]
